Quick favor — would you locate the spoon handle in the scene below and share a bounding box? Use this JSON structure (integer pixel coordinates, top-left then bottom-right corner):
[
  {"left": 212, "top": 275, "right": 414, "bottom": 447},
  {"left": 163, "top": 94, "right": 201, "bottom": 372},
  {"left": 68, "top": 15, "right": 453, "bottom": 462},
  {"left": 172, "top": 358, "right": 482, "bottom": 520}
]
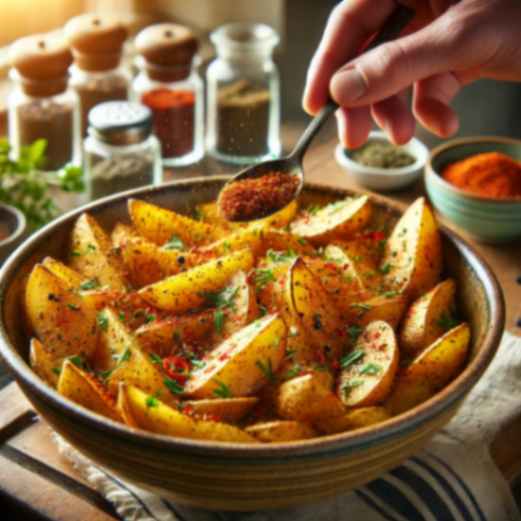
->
[{"left": 289, "top": 4, "right": 415, "bottom": 163}]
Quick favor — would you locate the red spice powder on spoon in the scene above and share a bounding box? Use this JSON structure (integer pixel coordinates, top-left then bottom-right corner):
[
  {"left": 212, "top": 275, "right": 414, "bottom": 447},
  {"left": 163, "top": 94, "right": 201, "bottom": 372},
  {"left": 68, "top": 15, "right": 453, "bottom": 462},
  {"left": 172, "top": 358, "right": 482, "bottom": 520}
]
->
[{"left": 219, "top": 172, "right": 299, "bottom": 222}]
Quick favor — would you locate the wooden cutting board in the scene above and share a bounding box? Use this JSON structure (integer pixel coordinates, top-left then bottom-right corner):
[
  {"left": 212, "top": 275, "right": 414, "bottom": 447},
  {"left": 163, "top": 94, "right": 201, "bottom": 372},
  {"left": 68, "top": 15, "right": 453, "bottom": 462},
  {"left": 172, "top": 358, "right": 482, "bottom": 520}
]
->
[{"left": 1, "top": 129, "right": 520, "bottom": 520}]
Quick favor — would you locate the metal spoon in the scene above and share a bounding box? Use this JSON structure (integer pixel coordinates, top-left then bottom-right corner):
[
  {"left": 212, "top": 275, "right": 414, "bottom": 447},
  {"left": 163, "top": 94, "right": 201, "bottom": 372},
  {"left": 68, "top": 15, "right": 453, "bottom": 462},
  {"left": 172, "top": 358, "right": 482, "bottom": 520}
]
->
[{"left": 218, "top": 4, "right": 415, "bottom": 222}]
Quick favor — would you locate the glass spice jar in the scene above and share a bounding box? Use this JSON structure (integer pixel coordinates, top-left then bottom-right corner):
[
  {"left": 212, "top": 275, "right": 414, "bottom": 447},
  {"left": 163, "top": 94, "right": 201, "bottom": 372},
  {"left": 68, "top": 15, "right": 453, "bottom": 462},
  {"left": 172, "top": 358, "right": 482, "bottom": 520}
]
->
[
  {"left": 8, "top": 34, "right": 80, "bottom": 170},
  {"left": 133, "top": 23, "right": 203, "bottom": 167},
  {"left": 83, "top": 101, "right": 161, "bottom": 201},
  {"left": 65, "top": 14, "right": 130, "bottom": 138},
  {"left": 206, "top": 23, "right": 281, "bottom": 164}
]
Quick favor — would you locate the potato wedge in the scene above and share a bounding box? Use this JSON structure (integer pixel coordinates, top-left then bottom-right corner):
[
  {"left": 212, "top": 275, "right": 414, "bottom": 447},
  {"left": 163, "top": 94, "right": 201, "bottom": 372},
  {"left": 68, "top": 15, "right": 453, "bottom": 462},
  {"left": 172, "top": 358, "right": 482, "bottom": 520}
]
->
[
  {"left": 382, "top": 197, "right": 442, "bottom": 300},
  {"left": 184, "top": 314, "right": 286, "bottom": 399},
  {"left": 400, "top": 279, "right": 456, "bottom": 356},
  {"left": 286, "top": 257, "right": 345, "bottom": 360},
  {"left": 345, "top": 293, "right": 407, "bottom": 328},
  {"left": 135, "top": 310, "right": 215, "bottom": 356},
  {"left": 318, "top": 406, "right": 391, "bottom": 434},
  {"left": 110, "top": 223, "right": 140, "bottom": 248},
  {"left": 57, "top": 360, "right": 122, "bottom": 421},
  {"left": 70, "top": 213, "right": 127, "bottom": 291},
  {"left": 100, "top": 308, "right": 171, "bottom": 402},
  {"left": 118, "top": 384, "right": 256, "bottom": 443},
  {"left": 25, "top": 264, "right": 97, "bottom": 361},
  {"left": 385, "top": 374, "right": 434, "bottom": 415},
  {"left": 400, "top": 322, "right": 470, "bottom": 390},
  {"left": 41, "top": 257, "right": 83, "bottom": 289},
  {"left": 277, "top": 373, "right": 344, "bottom": 423},
  {"left": 338, "top": 321, "right": 399, "bottom": 407},
  {"left": 138, "top": 249, "right": 254, "bottom": 313},
  {"left": 184, "top": 397, "right": 258, "bottom": 423},
  {"left": 128, "top": 198, "right": 222, "bottom": 247},
  {"left": 290, "top": 195, "right": 372, "bottom": 245},
  {"left": 120, "top": 235, "right": 193, "bottom": 288},
  {"left": 245, "top": 420, "right": 316, "bottom": 442},
  {"left": 29, "top": 338, "right": 60, "bottom": 387}
]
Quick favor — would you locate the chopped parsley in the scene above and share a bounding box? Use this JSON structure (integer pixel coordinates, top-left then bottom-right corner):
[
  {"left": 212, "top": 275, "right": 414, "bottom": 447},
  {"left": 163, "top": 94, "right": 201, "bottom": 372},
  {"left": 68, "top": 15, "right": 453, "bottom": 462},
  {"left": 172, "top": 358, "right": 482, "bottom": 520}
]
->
[
  {"left": 379, "top": 263, "right": 392, "bottom": 274},
  {"left": 117, "top": 348, "right": 131, "bottom": 364},
  {"left": 297, "top": 238, "right": 307, "bottom": 246},
  {"left": 267, "top": 249, "right": 297, "bottom": 263},
  {"left": 437, "top": 313, "right": 459, "bottom": 332},
  {"left": 86, "top": 243, "right": 97, "bottom": 252},
  {"left": 71, "top": 250, "right": 81, "bottom": 257},
  {"left": 202, "top": 286, "right": 238, "bottom": 311},
  {"left": 164, "top": 377, "right": 184, "bottom": 395},
  {"left": 359, "top": 363, "right": 382, "bottom": 376},
  {"left": 146, "top": 394, "right": 159, "bottom": 408},
  {"left": 258, "top": 304, "right": 268, "bottom": 317},
  {"left": 347, "top": 325, "right": 363, "bottom": 343},
  {"left": 52, "top": 367, "right": 61, "bottom": 376},
  {"left": 67, "top": 355, "right": 85, "bottom": 368},
  {"left": 285, "top": 364, "right": 302, "bottom": 379},
  {"left": 350, "top": 303, "right": 372, "bottom": 312},
  {"left": 381, "top": 290, "right": 399, "bottom": 298},
  {"left": 149, "top": 353, "right": 162, "bottom": 365},
  {"left": 342, "top": 379, "right": 363, "bottom": 397},
  {"left": 307, "top": 205, "right": 321, "bottom": 215},
  {"left": 191, "top": 358, "right": 206, "bottom": 369},
  {"left": 340, "top": 350, "right": 365, "bottom": 369},
  {"left": 213, "top": 380, "right": 232, "bottom": 398},
  {"left": 118, "top": 311, "right": 126, "bottom": 322},
  {"left": 163, "top": 235, "right": 185, "bottom": 251},
  {"left": 79, "top": 278, "right": 100, "bottom": 291},
  {"left": 254, "top": 268, "right": 276, "bottom": 289},
  {"left": 144, "top": 314, "right": 156, "bottom": 324},
  {"left": 214, "top": 309, "right": 225, "bottom": 334},
  {"left": 67, "top": 303, "right": 80, "bottom": 311},
  {"left": 256, "top": 359, "right": 275, "bottom": 382}
]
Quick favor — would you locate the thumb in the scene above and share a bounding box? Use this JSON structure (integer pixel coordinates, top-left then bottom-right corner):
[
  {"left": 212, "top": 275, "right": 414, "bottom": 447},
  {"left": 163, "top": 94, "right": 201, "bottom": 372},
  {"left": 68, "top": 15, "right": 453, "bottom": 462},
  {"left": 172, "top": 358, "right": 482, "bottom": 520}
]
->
[{"left": 330, "top": 9, "right": 481, "bottom": 107}]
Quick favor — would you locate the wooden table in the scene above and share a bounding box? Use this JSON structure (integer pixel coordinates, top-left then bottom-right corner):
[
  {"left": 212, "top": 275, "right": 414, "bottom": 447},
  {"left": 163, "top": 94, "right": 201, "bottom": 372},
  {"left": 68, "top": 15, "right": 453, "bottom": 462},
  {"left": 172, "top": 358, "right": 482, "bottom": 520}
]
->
[{"left": 1, "top": 125, "right": 520, "bottom": 519}]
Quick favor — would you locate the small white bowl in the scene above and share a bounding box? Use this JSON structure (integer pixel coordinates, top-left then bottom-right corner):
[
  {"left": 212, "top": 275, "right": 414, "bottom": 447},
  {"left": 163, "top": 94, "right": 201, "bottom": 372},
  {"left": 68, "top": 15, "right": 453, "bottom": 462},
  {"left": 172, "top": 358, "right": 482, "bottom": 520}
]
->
[{"left": 335, "top": 131, "right": 429, "bottom": 192}]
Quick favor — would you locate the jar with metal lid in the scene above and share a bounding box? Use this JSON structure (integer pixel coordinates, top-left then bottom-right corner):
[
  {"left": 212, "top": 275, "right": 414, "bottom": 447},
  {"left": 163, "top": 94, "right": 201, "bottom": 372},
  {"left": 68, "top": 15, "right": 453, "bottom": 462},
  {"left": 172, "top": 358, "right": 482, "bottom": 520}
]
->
[
  {"left": 84, "top": 101, "right": 161, "bottom": 201},
  {"left": 65, "top": 13, "right": 130, "bottom": 138},
  {"left": 8, "top": 34, "right": 80, "bottom": 170},
  {"left": 206, "top": 23, "right": 281, "bottom": 164},
  {"left": 133, "top": 23, "right": 203, "bottom": 167}
]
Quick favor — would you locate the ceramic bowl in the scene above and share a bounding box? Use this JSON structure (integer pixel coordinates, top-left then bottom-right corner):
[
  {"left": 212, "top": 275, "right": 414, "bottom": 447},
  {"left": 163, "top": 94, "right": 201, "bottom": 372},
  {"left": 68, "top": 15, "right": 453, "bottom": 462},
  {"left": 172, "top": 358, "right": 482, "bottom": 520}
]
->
[
  {"left": 425, "top": 136, "right": 521, "bottom": 243},
  {"left": 0, "top": 203, "right": 27, "bottom": 264},
  {"left": 0, "top": 178, "right": 504, "bottom": 511},
  {"left": 335, "top": 131, "right": 429, "bottom": 191}
]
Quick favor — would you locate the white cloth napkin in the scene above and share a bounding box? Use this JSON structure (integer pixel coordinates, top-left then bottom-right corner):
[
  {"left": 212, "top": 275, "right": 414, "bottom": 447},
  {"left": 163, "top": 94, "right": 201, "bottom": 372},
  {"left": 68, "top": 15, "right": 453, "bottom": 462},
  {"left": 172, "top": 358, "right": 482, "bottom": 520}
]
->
[{"left": 56, "top": 332, "right": 521, "bottom": 521}]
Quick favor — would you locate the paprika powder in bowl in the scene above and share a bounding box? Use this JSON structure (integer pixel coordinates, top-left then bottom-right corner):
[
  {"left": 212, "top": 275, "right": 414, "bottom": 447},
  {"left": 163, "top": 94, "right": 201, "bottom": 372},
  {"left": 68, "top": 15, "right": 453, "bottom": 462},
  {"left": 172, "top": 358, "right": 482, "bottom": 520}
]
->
[{"left": 425, "top": 136, "right": 521, "bottom": 243}]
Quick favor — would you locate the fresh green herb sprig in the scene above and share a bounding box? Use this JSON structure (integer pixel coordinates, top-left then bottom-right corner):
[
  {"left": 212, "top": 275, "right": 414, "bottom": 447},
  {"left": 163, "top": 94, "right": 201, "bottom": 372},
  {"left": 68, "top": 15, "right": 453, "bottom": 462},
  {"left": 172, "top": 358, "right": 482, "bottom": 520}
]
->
[{"left": 0, "top": 139, "right": 83, "bottom": 230}]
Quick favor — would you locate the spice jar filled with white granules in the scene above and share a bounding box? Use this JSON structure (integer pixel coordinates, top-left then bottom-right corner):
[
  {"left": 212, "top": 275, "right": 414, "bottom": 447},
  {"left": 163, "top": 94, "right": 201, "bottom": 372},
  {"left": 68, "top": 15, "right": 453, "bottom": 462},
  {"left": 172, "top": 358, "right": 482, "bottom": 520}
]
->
[
  {"left": 65, "top": 14, "right": 130, "bottom": 137},
  {"left": 8, "top": 34, "right": 80, "bottom": 170}
]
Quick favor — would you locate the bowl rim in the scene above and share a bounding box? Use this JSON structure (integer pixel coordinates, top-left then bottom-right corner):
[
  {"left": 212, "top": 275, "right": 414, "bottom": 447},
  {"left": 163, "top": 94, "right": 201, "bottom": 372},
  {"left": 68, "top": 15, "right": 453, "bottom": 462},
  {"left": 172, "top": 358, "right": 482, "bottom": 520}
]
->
[
  {"left": 336, "top": 130, "right": 428, "bottom": 177},
  {"left": 426, "top": 135, "right": 521, "bottom": 205},
  {"left": 0, "top": 177, "right": 505, "bottom": 458},
  {"left": 0, "top": 203, "right": 27, "bottom": 248}
]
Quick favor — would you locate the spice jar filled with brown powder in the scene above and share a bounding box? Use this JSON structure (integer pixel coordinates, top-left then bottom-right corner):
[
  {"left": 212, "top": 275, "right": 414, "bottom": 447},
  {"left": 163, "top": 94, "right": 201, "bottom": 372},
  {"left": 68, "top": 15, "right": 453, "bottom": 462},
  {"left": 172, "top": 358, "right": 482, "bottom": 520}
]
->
[
  {"left": 65, "top": 14, "right": 130, "bottom": 137},
  {"left": 8, "top": 34, "right": 80, "bottom": 170},
  {"left": 133, "top": 23, "right": 204, "bottom": 167},
  {"left": 206, "top": 23, "right": 281, "bottom": 164}
]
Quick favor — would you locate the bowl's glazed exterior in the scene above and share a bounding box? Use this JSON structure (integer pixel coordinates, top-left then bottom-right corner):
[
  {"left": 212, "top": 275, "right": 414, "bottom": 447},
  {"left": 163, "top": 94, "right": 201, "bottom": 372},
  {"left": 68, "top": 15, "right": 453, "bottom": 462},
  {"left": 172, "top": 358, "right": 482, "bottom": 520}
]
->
[{"left": 0, "top": 178, "right": 504, "bottom": 511}]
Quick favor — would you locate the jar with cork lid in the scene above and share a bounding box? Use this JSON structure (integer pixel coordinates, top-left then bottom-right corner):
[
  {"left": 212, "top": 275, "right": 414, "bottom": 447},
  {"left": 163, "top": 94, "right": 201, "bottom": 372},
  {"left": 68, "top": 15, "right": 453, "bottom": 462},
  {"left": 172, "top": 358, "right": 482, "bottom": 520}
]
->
[
  {"left": 133, "top": 23, "right": 203, "bottom": 167},
  {"left": 65, "top": 13, "right": 130, "bottom": 137},
  {"left": 8, "top": 34, "right": 80, "bottom": 170},
  {"left": 206, "top": 23, "right": 281, "bottom": 164}
]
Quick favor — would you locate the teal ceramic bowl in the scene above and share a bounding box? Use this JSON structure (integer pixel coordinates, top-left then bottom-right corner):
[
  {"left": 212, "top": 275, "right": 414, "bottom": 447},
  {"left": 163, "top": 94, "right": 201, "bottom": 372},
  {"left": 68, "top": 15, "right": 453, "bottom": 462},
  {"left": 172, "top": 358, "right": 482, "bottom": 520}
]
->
[{"left": 425, "top": 136, "right": 521, "bottom": 243}]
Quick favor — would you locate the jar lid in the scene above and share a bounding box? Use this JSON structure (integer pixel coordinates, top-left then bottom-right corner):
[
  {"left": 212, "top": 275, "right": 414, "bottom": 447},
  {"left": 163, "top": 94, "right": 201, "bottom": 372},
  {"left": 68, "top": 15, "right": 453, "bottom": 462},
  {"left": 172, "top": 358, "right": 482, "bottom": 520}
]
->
[
  {"left": 88, "top": 101, "right": 152, "bottom": 145},
  {"left": 65, "top": 14, "right": 127, "bottom": 72},
  {"left": 9, "top": 34, "right": 72, "bottom": 96},
  {"left": 135, "top": 23, "right": 198, "bottom": 81}
]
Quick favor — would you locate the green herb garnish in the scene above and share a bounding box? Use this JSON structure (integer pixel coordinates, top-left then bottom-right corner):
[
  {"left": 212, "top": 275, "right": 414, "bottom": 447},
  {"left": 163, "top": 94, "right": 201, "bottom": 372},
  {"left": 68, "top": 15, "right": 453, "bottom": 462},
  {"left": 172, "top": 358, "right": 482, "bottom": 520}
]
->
[
  {"left": 359, "top": 363, "right": 382, "bottom": 376},
  {"left": 96, "top": 311, "right": 109, "bottom": 331},
  {"left": 340, "top": 350, "right": 365, "bottom": 369},
  {"left": 146, "top": 394, "right": 159, "bottom": 408},
  {"left": 79, "top": 278, "right": 100, "bottom": 291},
  {"left": 164, "top": 235, "right": 185, "bottom": 251},
  {"left": 347, "top": 325, "right": 363, "bottom": 342},
  {"left": 149, "top": 353, "right": 162, "bottom": 365},
  {"left": 67, "top": 303, "right": 80, "bottom": 311},
  {"left": 256, "top": 359, "right": 275, "bottom": 382},
  {"left": 379, "top": 263, "right": 392, "bottom": 275},
  {"left": 254, "top": 268, "right": 276, "bottom": 289},
  {"left": 350, "top": 303, "right": 372, "bottom": 312},
  {"left": 164, "top": 377, "right": 184, "bottom": 395},
  {"left": 437, "top": 313, "right": 459, "bottom": 332},
  {"left": 214, "top": 309, "right": 225, "bottom": 334},
  {"left": 266, "top": 249, "right": 297, "bottom": 263},
  {"left": 213, "top": 380, "right": 232, "bottom": 398},
  {"left": 144, "top": 314, "right": 156, "bottom": 324},
  {"left": 342, "top": 379, "right": 364, "bottom": 397}
]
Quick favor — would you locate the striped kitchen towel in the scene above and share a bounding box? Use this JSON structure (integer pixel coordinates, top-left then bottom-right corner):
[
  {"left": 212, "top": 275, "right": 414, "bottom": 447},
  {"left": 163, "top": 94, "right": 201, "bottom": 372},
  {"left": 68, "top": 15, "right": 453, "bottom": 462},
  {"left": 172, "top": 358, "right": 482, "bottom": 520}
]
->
[{"left": 56, "top": 332, "right": 521, "bottom": 521}]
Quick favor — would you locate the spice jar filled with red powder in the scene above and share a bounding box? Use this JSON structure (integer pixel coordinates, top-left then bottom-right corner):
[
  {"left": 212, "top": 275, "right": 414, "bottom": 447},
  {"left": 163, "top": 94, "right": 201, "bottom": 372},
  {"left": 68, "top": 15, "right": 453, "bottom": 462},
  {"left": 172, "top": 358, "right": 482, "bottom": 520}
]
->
[{"left": 133, "top": 23, "right": 203, "bottom": 166}]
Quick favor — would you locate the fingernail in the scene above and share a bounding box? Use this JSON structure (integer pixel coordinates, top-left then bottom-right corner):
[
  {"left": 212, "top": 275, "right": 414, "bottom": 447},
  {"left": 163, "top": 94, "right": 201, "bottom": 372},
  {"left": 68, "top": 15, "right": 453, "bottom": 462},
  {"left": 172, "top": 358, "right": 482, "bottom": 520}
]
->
[
  {"left": 331, "top": 66, "right": 367, "bottom": 104},
  {"left": 335, "top": 110, "right": 347, "bottom": 148}
]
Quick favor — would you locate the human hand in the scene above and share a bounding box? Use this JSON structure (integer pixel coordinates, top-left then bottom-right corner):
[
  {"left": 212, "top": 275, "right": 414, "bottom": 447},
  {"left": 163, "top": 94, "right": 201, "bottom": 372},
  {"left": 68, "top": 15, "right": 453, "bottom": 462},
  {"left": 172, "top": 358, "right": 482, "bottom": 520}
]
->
[{"left": 303, "top": 0, "right": 521, "bottom": 148}]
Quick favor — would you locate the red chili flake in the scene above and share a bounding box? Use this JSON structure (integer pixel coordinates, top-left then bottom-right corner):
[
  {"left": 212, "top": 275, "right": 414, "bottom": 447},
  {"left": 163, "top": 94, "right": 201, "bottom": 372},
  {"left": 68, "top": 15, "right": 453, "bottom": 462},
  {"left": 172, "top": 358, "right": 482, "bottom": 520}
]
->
[
  {"left": 163, "top": 355, "right": 191, "bottom": 384},
  {"left": 219, "top": 353, "right": 230, "bottom": 362},
  {"left": 315, "top": 349, "right": 326, "bottom": 365},
  {"left": 331, "top": 360, "right": 340, "bottom": 371}
]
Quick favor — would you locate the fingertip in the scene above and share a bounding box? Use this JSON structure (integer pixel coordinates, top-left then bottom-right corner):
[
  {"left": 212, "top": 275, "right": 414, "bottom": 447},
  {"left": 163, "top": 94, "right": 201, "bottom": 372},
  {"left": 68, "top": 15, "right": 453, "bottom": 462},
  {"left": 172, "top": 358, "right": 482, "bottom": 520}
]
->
[{"left": 413, "top": 96, "right": 459, "bottom": 138}]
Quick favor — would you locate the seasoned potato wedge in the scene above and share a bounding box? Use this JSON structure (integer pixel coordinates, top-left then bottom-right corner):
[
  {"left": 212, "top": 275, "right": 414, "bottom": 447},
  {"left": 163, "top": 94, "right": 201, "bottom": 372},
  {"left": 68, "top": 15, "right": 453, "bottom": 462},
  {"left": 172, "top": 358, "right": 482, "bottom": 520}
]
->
[
  {"left": 135, "top": 310, "right": 215, "bottom": 356},
  {"left": 120, "top": 235, "right": 192, "bottom": 288},
  {"left": 70, "top": 213, "right": 127, "bottom": 291},
  {"left": 138, "top": 249, "right": 254, "bottom": 313},
  {"left": 277, "top": 373, "right": 345, "bottom": 423},
  {"left": 400, "top": 323, "right": 470, "bottom": 390},
  {"left": 245, "top": 420, "right": 316, "bottom": 442},
  {"left": 400, "top": 279, "right": 456, "bottom": 356},
  {"left": 29, "top": 338, "right": 60, "bottom": 387},
  {"left": 118, "top": 384, "right": 256, "bottom": 442},
  {"left": 184, "top": 314, "right": 286, "bottom": 399},
  {"left": 385, "top": 374, "right": 434, "bottom": 415},
  {"left": 338, "top": 321, "right": 399, "bottom": 407},
  {"left": 57, "top": 360, "right": 122, "bottom": 421},
  {"left": 184, "top": 397, "right": 258, "bottom": 423},
  {"left": 110, "top": 223, "right": 140, "bottom": 248},
  {"left": 286, "top": 257, "right": 344, "bottom": 360},
  {"left": 382, "top": 197, "right": 442, "bottom": 300},
  {"left": 290, "top": 196, "right": 372, "bottom": 245},
  {"left": 25, "top": 264, "right": 97, "bottom": 361},
  {"left": 345, "top": 294, "right": 407, "bottom": 328},
  {"left": 41, "top": 257, "right": 83, "bottom": 289},
  {"left": 318, "top": 407, "right": 391, "bottom": 434},
  {"left": 128, "top": 198, "right": 222, "bottom": 246}
]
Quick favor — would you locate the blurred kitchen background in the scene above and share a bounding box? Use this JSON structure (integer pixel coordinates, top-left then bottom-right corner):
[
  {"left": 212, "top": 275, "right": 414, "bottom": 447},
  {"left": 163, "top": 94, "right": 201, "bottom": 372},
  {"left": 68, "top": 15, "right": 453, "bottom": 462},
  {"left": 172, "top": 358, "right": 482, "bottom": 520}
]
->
[{"left": 0, "top": 0, "right": 520, "bottom": 145}]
